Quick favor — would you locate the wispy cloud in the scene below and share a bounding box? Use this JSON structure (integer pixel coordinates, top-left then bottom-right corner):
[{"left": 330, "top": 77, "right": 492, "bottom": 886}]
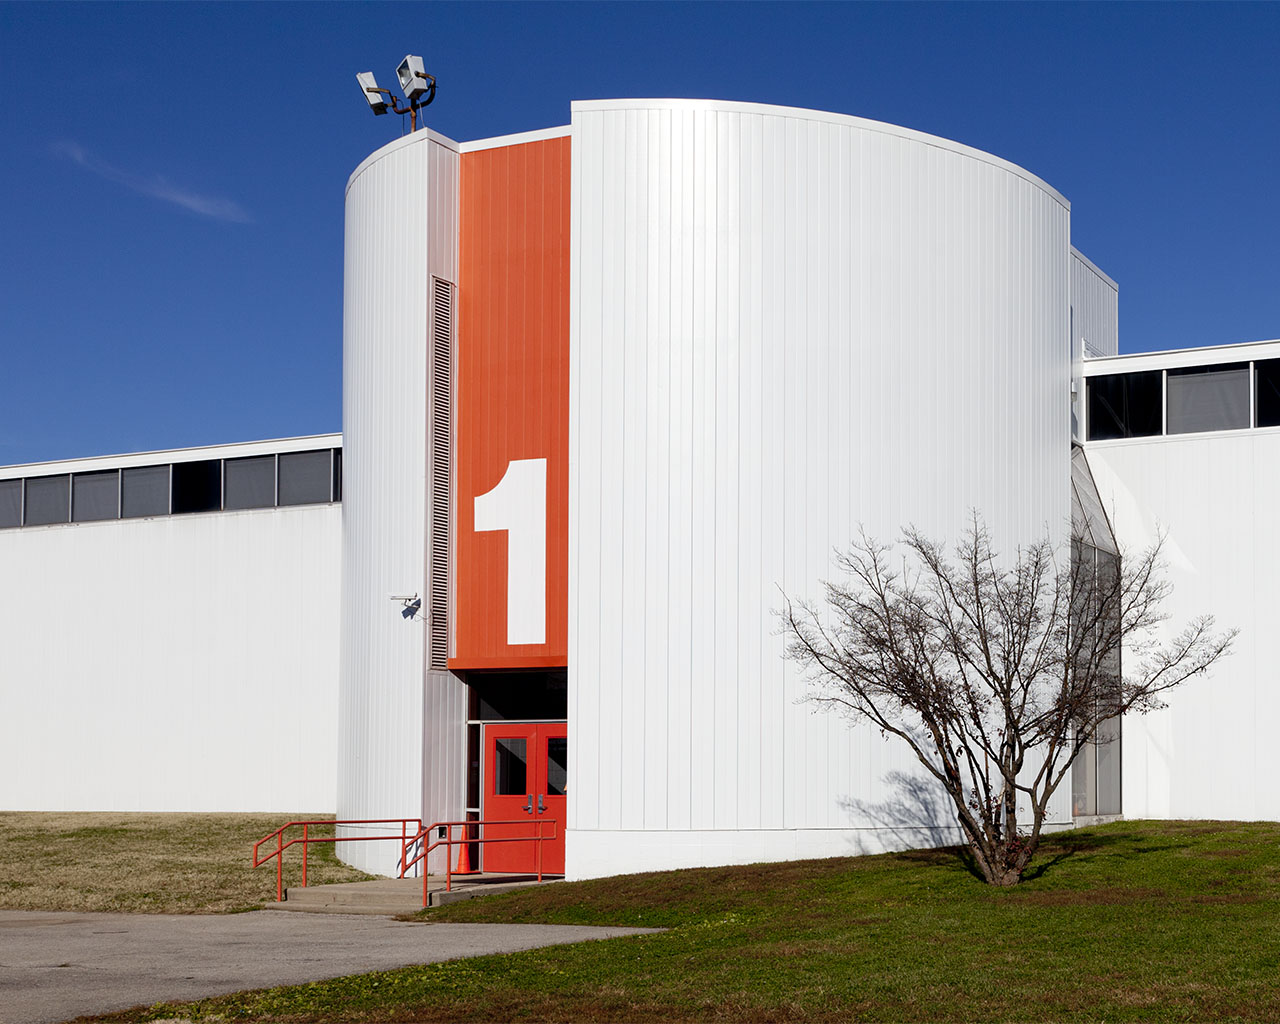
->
[{"left": 54, "top": 141, "right": 253, "bottom": 224}]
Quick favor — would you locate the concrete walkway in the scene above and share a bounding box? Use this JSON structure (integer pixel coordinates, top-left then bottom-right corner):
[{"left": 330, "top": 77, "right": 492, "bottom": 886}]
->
[
  {"left": 274, "top": 872, "right": 560, "bottom": 914},
  {"left": 0, "top": 909, "right": 660, "bottom": 1024}
]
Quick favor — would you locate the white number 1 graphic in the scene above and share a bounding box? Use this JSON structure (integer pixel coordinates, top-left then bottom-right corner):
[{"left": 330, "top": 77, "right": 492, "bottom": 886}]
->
[{"left": 473, "top": 458, "right": 547, "bottom": 645}]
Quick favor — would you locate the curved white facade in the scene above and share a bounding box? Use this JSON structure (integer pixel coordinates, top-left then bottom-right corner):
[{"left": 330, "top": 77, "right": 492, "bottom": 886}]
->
[
  {"left": 566, "top": 99, "right": 1073, "bottom": 876},
  {"left": 339, "top": 129, "right": 466, "bottom": 874},
  {"left": 331, "top": 98, "right": 1084, "bottom": 880}
]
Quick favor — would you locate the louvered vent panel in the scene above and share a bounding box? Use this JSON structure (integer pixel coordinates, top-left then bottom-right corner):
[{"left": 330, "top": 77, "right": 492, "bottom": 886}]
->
[{"left": 428, "top": 277, "right": 454, "bottom": 671}]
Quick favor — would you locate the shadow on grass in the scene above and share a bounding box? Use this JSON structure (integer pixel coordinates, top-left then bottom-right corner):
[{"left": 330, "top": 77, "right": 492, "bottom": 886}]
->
[
  {"left": 896, "top": 826, "right": 1193, "bottom": 885},
  {"left": 1023, "top": 829, "right": 1194, "bottom": 881},
  {"left": 893, "top": 844, "right": 985, "bottom": 882}
]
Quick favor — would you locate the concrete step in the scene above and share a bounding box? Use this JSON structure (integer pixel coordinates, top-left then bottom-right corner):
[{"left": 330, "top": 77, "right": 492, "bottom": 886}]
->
[{"left": 270, "top": 873, "right": 560, "bottom": 915}]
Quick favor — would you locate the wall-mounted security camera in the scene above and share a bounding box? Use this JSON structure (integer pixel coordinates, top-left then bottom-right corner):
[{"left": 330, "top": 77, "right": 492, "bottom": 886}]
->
[
  {"left": 389, "top": 593, "right": 422, "bottom": 620},
  {"left": 356, "top": 72, "right": 389, "bottom": 115}
]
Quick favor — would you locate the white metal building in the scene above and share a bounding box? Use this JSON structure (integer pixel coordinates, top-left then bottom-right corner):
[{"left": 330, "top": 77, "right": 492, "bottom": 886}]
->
[
  {"left": 1082, "top": 341, "right": 1280, "bottom": 823},
  {"left": 1, "top": 98, "right": 1267, "bottom": 882},
  {"left": 0, "top": 436, "right": 342, "bottom": 813},
  {"left": 336, "top": 99, "right": 1102, "bottom": 878}
]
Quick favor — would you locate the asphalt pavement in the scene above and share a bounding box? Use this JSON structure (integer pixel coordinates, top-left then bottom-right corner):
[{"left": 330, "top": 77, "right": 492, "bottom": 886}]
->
[{"left": 0, "top": 909, "right": 659, "bottom": 1024}]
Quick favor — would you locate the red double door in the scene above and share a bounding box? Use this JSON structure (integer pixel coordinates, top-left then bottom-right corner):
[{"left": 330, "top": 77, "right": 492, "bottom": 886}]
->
[{"left": 484, "top": 722, "right": 567, "bottom": 874}]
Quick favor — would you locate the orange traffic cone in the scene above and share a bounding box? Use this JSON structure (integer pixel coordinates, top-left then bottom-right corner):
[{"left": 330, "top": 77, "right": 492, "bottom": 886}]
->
[{"left": 454, "top": 834, "right": 476, "bottom": 874}]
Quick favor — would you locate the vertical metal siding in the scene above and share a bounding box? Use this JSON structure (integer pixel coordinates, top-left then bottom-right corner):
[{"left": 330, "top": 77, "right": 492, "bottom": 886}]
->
[
  {"left": 568, "top": 101, "right": 1072, "bottom": 878},
  {"left": 340, "top": 134, "right": 466, "bottom": 875},
  {"left": 1071, "top": 250, "right": 1119, "bottom": 360},
  {"left": 0, "top": 505, "right": 341, "bottom": 811},
  {"left": 1087, "top": 434, "right": 1276, "bottom": 823},
  {"left": 1070, "top": 249, "right": 1119, "bottom": 440},
  {"left": 452, "top": 138, "right": 572, "bottom": 669},
  {"left": 422, "top": 142, "right": 468, "bottom": 865}
]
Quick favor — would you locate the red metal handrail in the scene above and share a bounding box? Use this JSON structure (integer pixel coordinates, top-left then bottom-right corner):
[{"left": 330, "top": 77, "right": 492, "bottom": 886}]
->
[
  {"left": 251, "top": 816, "right": 560, "bottom": 906},
  {"left": 403, "top": 818, "right": 560, "bottom": 907},
  {"left": 252, "top": 818, "right": 423, "bottom": 903}
]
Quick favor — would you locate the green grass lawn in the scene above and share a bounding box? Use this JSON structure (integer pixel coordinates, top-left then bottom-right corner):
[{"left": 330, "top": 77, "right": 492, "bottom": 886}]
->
[
  {"left": 84, "top": 819, "right": 1280, "bottom": 1022},
  {"left": 0, "top": 812, "right": 372, "bottom": 913}
]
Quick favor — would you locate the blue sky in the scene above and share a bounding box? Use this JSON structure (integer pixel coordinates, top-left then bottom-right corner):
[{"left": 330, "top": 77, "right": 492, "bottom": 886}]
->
[{"left": 2, "top": 2, "right": 1277, "bottom": 464}]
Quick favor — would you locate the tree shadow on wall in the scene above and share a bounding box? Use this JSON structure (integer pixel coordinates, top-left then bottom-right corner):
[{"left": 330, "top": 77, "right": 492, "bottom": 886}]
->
[{"left": 839, "top": 770, "right": 985, "bottom": 882}]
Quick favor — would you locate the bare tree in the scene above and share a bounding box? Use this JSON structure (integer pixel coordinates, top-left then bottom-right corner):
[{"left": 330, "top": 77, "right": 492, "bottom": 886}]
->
[{"left": 783, "top": 517, "right": 1236, "bottom": 886}]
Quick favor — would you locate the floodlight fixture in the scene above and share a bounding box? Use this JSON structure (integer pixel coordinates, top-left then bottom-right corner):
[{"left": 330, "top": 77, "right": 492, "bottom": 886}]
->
[
  {"left": 356, "top": 54, "right": 437, "bottom": 132},
  {"left": 357, "top": 72, "right": 389, "bottom": 115},
  {"left": 397, "top": 55, "right": 430, "bottom": 100}
]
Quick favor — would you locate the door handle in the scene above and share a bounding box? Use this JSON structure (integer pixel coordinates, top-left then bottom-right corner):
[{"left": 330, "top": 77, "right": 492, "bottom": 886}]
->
[
  {"left": 537, "top": 794, "right": 545, "bottom": 815},
  {"left": 522, "top": 796, "right": 533, "bottom": 815}
]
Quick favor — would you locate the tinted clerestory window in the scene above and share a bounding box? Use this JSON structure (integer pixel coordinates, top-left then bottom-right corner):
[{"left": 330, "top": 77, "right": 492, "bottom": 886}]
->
[
  {"left": 121, "top": 465, "right": 170, "bottom": 518},
  {"left": 1256, "top": 360, "right": 1280, "bottom": 428},
  {"left": 25, "top": 475, "right": 71, "bottom": 525},
  {"left": 278, "top": 450, "right": 332, "bottom": 506},
  {"left": 1087, "top": 371, "right": 1163, "bottom": 440},
  {"left": 223, "top": 455, "right": 276, "bottom": 510},
  {"left": 171, "top": 460, "right": 222, "bottom": 514},
  {"left": 1166, "top": 363, "right": 1249, "bottom": 435},
  {"left": 0, "top": 479, "right": 21, "bottom": 528},
  {"left": 2, "top": 446, "right": 340, "bottom": 530},
  {"left": 72, "top": 471, "right": 120, "bottom": 522}
]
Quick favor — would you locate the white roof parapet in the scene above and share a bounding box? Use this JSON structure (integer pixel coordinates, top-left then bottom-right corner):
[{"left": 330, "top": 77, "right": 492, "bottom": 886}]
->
[
  {"left": 0, "top": 433, "right": 342, "bottom": 480},
  {"left": 1082, "top": 338, "right": 1280, "bottom": 375},
  {"left": 349, "top": 99, "right": 1072, "bottom": 210},
  {"left": 1070, "top": 246, "right": 1118, "bottom": 291},
  {"left": 571, "top": 98, "right": 1070, "bottom": 211},
  {"left": 346, "top": 126, "right": 462, "bottom": 195},
  {"left": 458, "top": 125, "right": 571, "bottom": 153},
  {"left": 345, "top": 123, "right": 569, "bottom": 194}
]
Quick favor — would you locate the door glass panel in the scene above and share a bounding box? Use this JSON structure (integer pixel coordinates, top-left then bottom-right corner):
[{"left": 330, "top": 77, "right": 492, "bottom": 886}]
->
[
  {"left": 546, "top": 736, "right": 567, "bottom": 796},
  {"left": 494, "top": 737, "right": 527, "bottom": 795},
  {"left": 466, "top": 724, "right": 480, "bottom": 809}
]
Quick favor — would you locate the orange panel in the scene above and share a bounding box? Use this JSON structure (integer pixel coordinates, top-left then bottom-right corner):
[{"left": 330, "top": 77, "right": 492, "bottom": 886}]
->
[{"left": 451, "top": 137, "right": 570, "bottom": 669}]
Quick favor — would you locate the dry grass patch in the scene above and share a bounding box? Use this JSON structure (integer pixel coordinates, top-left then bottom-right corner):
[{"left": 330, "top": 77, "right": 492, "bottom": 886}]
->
[{"left": 0, "top": 812, "right": 372, "bottom": 913}]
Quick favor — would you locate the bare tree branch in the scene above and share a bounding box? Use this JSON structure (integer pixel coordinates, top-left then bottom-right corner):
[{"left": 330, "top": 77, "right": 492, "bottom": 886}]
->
[{"left": 782, "top": 516, "right": 1237, "bottom": 886}]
